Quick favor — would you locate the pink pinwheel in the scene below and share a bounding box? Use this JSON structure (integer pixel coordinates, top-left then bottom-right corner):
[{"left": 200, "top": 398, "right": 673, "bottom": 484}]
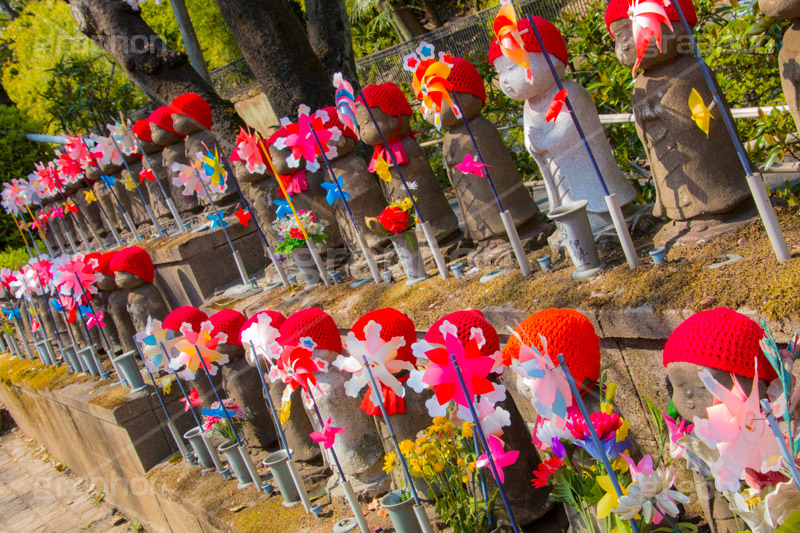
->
[
  {"left": 455, "top": 154, "right": 491, "bottom": 178},
  {"left": 275, "top": 106, "right": 340, "bottom": 173},
  {"left": 476, "top": 435, "right": 519, "bottom": 484},
  {"left": 90, "top": 135, "right": 123, "bottom": 168},
  {"left": 241, "top": 313, "right": 283, "bottom": 367},
  {"left": 180, "top": 388, "right": 203, "bottom": 412},
  {"left": 9, "top": 267, "right": 42, "bottom": 299},
  {"left": 170, "top": 159, "right": 208, "bottom": 197},
  {"left": 85, "top": 310, "right": 105, "bottom": 329},
  {"left": 53, "top": 255, "right": 98, "bottom": 299},
  {"left": 691, "top": 366, "right": 783, "bottom": 492},
  {"left": 336, "top": 320, "right": 416, "bottom": 407},
  {"left": 309, "top": 417, "right": 346, "bottom": 449},
  {"left": 171, "top": 320, "right": 229, "bottom": 380},
  {"left": 33, "top": 163, "right": 63, "bottom": 195},
  {"left": 49, "top": 206, "right": 65, "bottom": 219},
  {"left": 629, "top": 0, "right": 672, "bottom": 73},
  {"left": 29, "top": 258, "right": 53, "bottom": 286},
  {"left": 55, "top": 151, "right": 85, "bottom": 184},
  {"left": 231, "top": 128, "right": 267, "bottom": 174},
  {"left": 65, "top": 136, "right": 93, "bottom": 167}
]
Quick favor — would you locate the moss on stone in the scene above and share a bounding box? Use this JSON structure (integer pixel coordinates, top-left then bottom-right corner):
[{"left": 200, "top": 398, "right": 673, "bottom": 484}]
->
[
  {"left": 0, "top": 355, "right": 90, "bottom": 391},
  {"left": 86, "top": 384, "right": 130, "bottom": 410}
]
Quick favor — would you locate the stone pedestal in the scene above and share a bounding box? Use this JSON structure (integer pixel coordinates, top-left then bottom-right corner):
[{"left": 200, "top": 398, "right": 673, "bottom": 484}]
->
[{"left": 220, "top": 355, "right": 278, "bottom": 450}]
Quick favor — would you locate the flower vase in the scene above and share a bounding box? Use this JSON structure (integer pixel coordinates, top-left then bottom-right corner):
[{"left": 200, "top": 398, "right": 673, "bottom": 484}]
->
[
  {"left": 389, "top": 231, "right": 425, "bottom": 281},
  {"left": 290, "top": 246, "right": 321, "bottom": 287},
  {"left": 184, "top": 427, "right": 213, "bottom": 469},
  {"left": 263, "top": 450, "right": 300, "bottom": 506},
  {"left": 380, "top": 490, "right": 421, "bottom": 533},
  {"left": 218, "top": 440, "right": 253, "bottom": 489},
  {"left": 112, "top": 350, "right": 146, "bottom": 392},
  {"left": 548, "top": 200, "right": 605, "bottom": 280}
]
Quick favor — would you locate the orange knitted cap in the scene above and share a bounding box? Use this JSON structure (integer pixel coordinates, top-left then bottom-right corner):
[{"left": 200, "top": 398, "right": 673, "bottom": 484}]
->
[
  {"left": 351, "top": 308, "right": 417, "bottom": 363},
  {"left": 357, "top": 83, "right": 413, "bottom": 117},
  {"left": 424, "top": 310, "right": 499, "bottom": 358},
  {"left": 320, "top": 106, "right": 357, "bottom": 141},
  {"left": 132, "top": 119, "right": 153, "bottom": 143},
  {"left": 605, "top": 0, "right": 697, "bottom": 37},
  {"left": 488, "top": 16, "right": 568, "bottom": 67},
  {"left": 242, "top": 310, "right": 286, "bottom": 336},
  {"left": 278, "top": 307, "right": 342, "bottom": 354},
  {"left": 502, "top": 309, "right": 601, "bottom": 390},
  {"left": 164, "top": 306, "right": 208, "bottom": 332},
  {"left": 209, "top": 309, "right": 246, "bottom": 346},
  {"left": 663, "top": 308, "right": 776, "bottom": 381},
  {"left": 109, "top": 246, "right": 154, "bottom": 283},
  {"left": 149, "top": 106, "right": 183, "bottom": 137},
  {"left": 170, "top": 93, "right": 213, "bottom": 130},
  {"left": 449, "top": 58, "right": 486, "bottom": 105}
]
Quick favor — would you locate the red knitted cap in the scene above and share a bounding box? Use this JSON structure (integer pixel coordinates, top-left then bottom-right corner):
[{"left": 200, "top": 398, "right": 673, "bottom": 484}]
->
[
  {"left": 663, "top": 308, "right": 776, "bottom": 381},
  {"left": 502, "top": 309, "right": 601, "bottom": 391},
  {"left": 88, "top": 251, "right": 118, "bottom": 276},
  {"left": 164, "top": 306, "right": 208, "bottom": 332},
  {"left": 170, "top": 93, "right": 213, "bottom": 130},
  {"left": 357, "top": 83, "right": 413, "bottom": 117},
  {"left": 605, "top": 0, "right": 697, "bottom": 36},
  {"left": 278, "top": 307, "right": 342, "bottom": 354},
  {"left": 266, "top": 126, "right": 289, "bottom": 148},
  {"left": 351, "top": 308, "right": 417, "bottom": 363},
  {"left": 209, "top": 309, "right": 246, "bottom": 346},
  {"left": 132, "top": 119, "right": 153, "bottom": 143},
  {"left": 449, "top": 58, "right": 486, "bottom": 105},
  {"left": 242, "top": 310, "right": 286, "bottom": 335},
  {"left": 109, "top": 246, "right": 154, "bottom": 283},
  {"left": 320, "top": 106, "right": 357, "bottom": 141},
  {"left": 149, "top": 106, "right": 183, "bottom": 137},
  {"left": 488, "top": 16, "right": 568, "bottom": 67},
  {"left": 424, "top": 310, "right": 499, "bottom": 358}
]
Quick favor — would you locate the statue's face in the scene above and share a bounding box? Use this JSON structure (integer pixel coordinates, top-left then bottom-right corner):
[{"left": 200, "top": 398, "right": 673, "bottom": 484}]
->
[
  {"left": 150, "top": 124, "right": 183, "bottom": 146},
  {"left": 217, "top": 343, "right": 244, "bottom": 362},
  {"left": 495, "top": 53, "right": 564, "bottom": 101},
  {"left": 171, "top": 113, "right": 202, "bottom": 136},
  {"left": 114, "top": 270, "right": 145, "bottom": 289},
  {"left": 610, "top": 19, "right": 638, "bottom": 69},
  {"left": 96, "top": 273, "right": 117, "bottom": 291},
  {"left": 425, "top": 92, "right": 484, "bottom": 129},
  {"left": 610, "top": 18, "right": 685, "bottom": 70}
]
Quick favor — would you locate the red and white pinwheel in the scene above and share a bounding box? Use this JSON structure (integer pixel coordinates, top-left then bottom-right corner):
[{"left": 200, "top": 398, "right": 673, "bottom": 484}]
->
[
  {"left": 231, "top": 127, "right": 267, "bottom": 174},
  {"left": 274, "top": 105, "right": 340, "bottom": 173},
  {"left": 629, "top": 0, "right": 672, "bottom": 73}
]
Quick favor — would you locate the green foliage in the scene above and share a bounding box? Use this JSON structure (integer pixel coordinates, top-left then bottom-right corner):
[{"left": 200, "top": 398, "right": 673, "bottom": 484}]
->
[
  {"left": 347, "top": 3, "right": 399, "bottom": 59},
  {"left": 0, "top": 245, "right": 30, "bottom": 270},
  {"left": 140, "top": 0, "right": 242, "bottom": 70}
]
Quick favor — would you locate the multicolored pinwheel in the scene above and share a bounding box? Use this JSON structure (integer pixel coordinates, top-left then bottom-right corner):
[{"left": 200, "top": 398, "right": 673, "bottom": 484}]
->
[
  {"left": 170, "top": 320, "right": 230, "bottom": 380},
  {"left": 135, "top": 317, "right": 179, "bottom": 373},
  {"left": 403, "top": 41, "right": 460, "bottom": 130},
  {"left": 333, "top": 72, "right": 358, "bottom": 136}
]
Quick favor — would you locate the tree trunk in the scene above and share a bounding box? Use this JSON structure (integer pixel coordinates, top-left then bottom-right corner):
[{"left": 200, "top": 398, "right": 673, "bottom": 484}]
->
[
  {"left": 378, "top": 1, "right": 425, "bottom": 41},
  {"left": 66, "top": 0, "right": 240, "bottom": 154},
  {"left": 420, "top": 0, "right": 442, "bottom": 28},
  {"left": 304, "top": 0, "right": 359, "bottom": 92},
  {"left": 213, "top": 0, "right": 333, "bottom": 120}
]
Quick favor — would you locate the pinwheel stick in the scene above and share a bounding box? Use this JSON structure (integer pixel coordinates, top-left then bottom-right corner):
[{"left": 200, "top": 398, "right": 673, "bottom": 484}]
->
[
  {"left": 72, "top": 273, "right": 117, "bottom": 381},
  {"left": 666, "top": 1, "right": 789, "bottom": 263},
  {"left": 33, "top": 199, "right": 67, "bottom": 256},
  {"left": 27, "top": 270, "right": 67, "bottom": 366},
  {"left": 448, "top": 90, "right": 531, "bottom": 276},
  {"left": 211, "top": 144, "right": 290, "bottom": 288},
  {"left": 760, "top": 399, "right": 800, "bottom": 494},
  {"left": 74, "top": 165, "right": 123, "bottom": 248},
  {"left": 55, "top": 178, "right": 106, "bottom": 249},
  {"left": 24, "top": 205, "right": 53, "bottom": 256},
  {"left": 193, "top": 168, "right": 251, "bottom": 288},
  {"left": 2, "top": 290, "right": 34, "bottom": 360},
  {"left": 361, "top": 356, "right": 434, "bottom": 533},
  {"left": 193, "top": 344, "right": 244, "bottom": 447},
  {"left": 556, "top": 352, "right": 641, "bottom": 533},
  {"left": 306, "top": 387, "right": 370, "bottom": 533},
  {"left": 108, "top": 133, "right": 164, "bottom": 236},
  {"left": 358, "top": 89, "right": 449, "bottom": 280},
  {"left": 257, "top": 137, "right": 331, "bottom": 287},
  {"left": 133, "top": 339, "right": 192, "bottom": 462},
  {"left": 10, "top": 213, "right": 32, "bottom": 252},
  {"left": 449, "top": 352, "right": 521, "bottom": 533},
  {"left": 308, "top": 128, "right": 382, "bottom": 284},
  {"left": 522, "top": 14, "right": 639, "bottom": 270},
  {"left": 248, "top": 341, "right": 311, "bottom": 511}
]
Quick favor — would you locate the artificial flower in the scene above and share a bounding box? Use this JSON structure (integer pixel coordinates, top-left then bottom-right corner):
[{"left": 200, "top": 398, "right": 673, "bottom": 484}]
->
[
  {"left": 531, "top": 457, "right": 563, "bottom": 488},
  {"left": 613, "top": 467, "right": 689, "bottom": 525},
  {"left": 476, "top": 435, "right": 518, "bottom": 484},
  {"left": 309, "top": 417, "right": 346, "bottom": 449}
]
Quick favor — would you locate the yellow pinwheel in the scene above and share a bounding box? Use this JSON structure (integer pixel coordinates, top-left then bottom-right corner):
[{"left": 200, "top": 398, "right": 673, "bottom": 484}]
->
[
  {"left": 83, "top": 189, "right": 98, "bottom": 204},
  {"left": 201, "top": 148, "right": 227, "bottom": 189},
  {"left": 121, "top": 171, "right": 137, "bottom": 191},
  {"left": 374, "top": 153, "right": 392, "bottom": 183},
  {"left": 689, "top": 88, "right": 713, "bottom": 137}
]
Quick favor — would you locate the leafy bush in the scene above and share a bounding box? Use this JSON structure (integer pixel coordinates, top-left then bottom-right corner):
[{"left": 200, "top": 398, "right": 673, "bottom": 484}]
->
[{"left": 0, "top": 245, "right": 29, "bottom": 270}]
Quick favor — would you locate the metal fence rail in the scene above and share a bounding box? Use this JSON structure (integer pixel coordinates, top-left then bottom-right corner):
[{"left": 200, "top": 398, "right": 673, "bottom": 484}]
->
[{"left": 210, "top": 0, "right": 591, "bottom": 100}]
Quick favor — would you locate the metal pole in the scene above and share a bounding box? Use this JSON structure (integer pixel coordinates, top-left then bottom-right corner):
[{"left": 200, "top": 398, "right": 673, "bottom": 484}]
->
[
  {"left": 108, "top": 133, "right": 164, "bottom": 235},
  {"left": 193, "top": 345, "right": 244, "bottom": 447}
]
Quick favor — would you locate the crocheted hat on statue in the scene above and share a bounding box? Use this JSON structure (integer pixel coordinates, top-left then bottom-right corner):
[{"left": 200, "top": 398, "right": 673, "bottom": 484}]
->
[
  {"left": 86, "top": 251, "right": 117, "bottom": 277},
  {"left": 132, "top": 119, "right": 154, "bottom": 143},
  {"left": 278, "top": 307, "right": 342, "bottom": 354},
  {"left": 424, "top": 310, "right": 499, "bottom": 358},
  {"left": 502, "top": 309, "right": 601, "bottom": 391},
  {"left": 242, "top": 310, "right": 286, "bottom": 336},
  {"left": 149, "top": 106, "right": 183, "bottom": 137},
  {"left": 265, "top": 126, "right": 289, "bottom": 149},
  {"left": 164, "top": 306, "right": 208, "bottom": 332},
  {"left": 356, "top": 83, "right": 413, "bottom": 117},
  {"left": 170, "top": 93, "right": 213, "bottom": 130},
  {"left": 109, "top": 246, "right": 154, "bottom": 284},
  {"left": 351, "top": 308, "right": 417, "bottom": 363},
  {"left": 488, "top": 16, "right": 569, "bottom": 67},
  {"left": 605, "top": 0, "right": 697, "bottom": 36},
  {"left": 449, "top": 58, "right": 486, "bottom": 105},
  {"left": 321, "top": 106, "right": 358, "bottom": 141},
  {"left": 662, "top": 307, "right": 776, "bottom": 381},
  {"left": 209, "top": 309, "right": 246, "bottom": 346}
]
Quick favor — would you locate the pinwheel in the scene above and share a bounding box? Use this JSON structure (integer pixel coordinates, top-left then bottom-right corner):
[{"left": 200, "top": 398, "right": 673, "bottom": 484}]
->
[
  {"left": 83, "top": 190, "right": 98, "bottom": 204},
  {"left": 53, "top": 255, "right": 98, "bottom": 300},
  {"left": 320, "top": 177, "right": 351, "bottom": 206},
  {"left": 180, "top": 388, "right": 202, "bottom": 412},
  {"left": 55, "top": 151, "right": 85, "bottom": 185},
  {"left": 546, "top": 89, "right": 568, "bottom": 122},
  {"left": 64, "top": 201, "right": 79, "bottom": 214},
  {"left": 135, "top": 317, "right": 179, "bottom": 373},
  {"left": 107, "top": 122, "right": 138, "bottom": 156},
  {"left": 85, "top": 311, "right": 105, "bottom": 329},
  {"left": 206, "top": 212, "right": 228, "bottom": 230},
  {"left": 629, "top": 0, "right": 672, "bottom": 73},
  {"left": 275, "top": 105, "right": 340, "bottom": 173},
  {"left": 234, "top": 206, "right": 252, "bottom": 227},
  {"left": 90, "top": 136, "right": 123, "bottom": 168},
  {"left": 100, "top": 174, "right": 116, "bottom": 188},
  {"left": 403, "top": 42, "right": 460, "bottom": 130},
  {"left": 171, "top": 320, "right": 229, "bottom": 380},
  {"left": 689, "top": 88, "right": 713, "bottom": 137},
  {"left": 268, "top": 344, "right": 328, "bottom": 397},
  {"left": 333, "top": 72, "right": 358, "bottom": 136},
  {"left": 138, "top": 168, "right": 156, "bottom": 184},
  {"left": 29, "top": 258, "right": 53, "bottom": 286},
  {"left": 455, "top": 154, "right": 491, "bottom": 178},
  {"left": 121, "top": 172, "right": 137, "bottom": 191},
  {"left": 2, "top": 307, "right": 20, "bottom": 320},
  {"left": 373, "top": 154, "right": 392, "bottom": 183},
  {"left": 9, "top": 267, "right": 43, "bottom": 299},
  {"left": 335, "top": 320, "right": 416, "bottom": 411},
  {"left": 201, "top": 148, "right": 227, "bottom": 190},
  {"left": 476, "top": 435, "right": 518, "bottom": 484},
  {"left": 49, "top": 206, "right": 65, "bottom": 219},
  {"left": 231, "top": 128, "right": 267, "bottom": 174},
  {"left": 493, "top": 0, "right": 532, "bottom": 81},
  {"left": 309, "top": 417, "right": 346, "bottom": 449},
  {"left": 64, "top": 136, "right": 93, "bottom": 168},
  {"left": 170, "top": 159, "right": 208, "bottom": 197},
  {"left": 241, "top": 313, "right": 283, "bottom": 366},
  {"left": 273, "top": 199, "right": 293, "bottom": 219}
]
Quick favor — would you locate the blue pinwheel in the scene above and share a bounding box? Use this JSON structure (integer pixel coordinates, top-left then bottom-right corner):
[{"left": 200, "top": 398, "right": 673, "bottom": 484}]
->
[
  {"left": 273, "top": 199, "right": 293, "bottom": 219},
  {"left": 100, "top": 174, "right": 115, "bottom": 188},
  {"left": 201, "top": 407, "right": 240, "bottom": 418},
  {"left": 206, "top": 213, "right": 229, "bottom": 230},
  {"left": 50, "top": 299, "right": 64, "bottom": 312},
  {"left": 320, "top": 177, "right": 351, "bottom": 206},
  {"left": 3, "top": 307, "right": 21, "bottom": 320},
  {"left": 78, "top": 304, "right": 92, "bottom": 316}
]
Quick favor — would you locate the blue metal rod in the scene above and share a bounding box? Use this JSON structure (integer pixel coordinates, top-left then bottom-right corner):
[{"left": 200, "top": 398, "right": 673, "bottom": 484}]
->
[
  {"left": 134, "top": 338, "right": 172, "bottom": 421},
  {"left": 160, "top": 341, "right": 203, "bottom": 428},
  {"left": 194, "top": 167, "right": 239, "bottom": 253},
  {"left": 761, "top": 399, "right": 800, "bottom": 494},
  {"left": 108, "top": 133, "right": 163, "bottom": 234},
  {"left": 193, "top": 344, "right": 243, "bottom": 447},
  {"left": 80, "top": 138, "right": 135, "bottom": 223}
]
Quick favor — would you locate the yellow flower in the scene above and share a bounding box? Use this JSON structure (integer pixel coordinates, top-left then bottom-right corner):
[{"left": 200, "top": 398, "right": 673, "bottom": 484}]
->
[
  {"left": 399, "top": 439, "right": 415, "bottom": 456},
  {"left": 461, "top": 422, "right": 474, "bottom": 439},
  {"left": 745, "top": 495, "right": 761, "bottom": 510},
  {"left": 605, "top": 382, "right": 618, "bottom": 402},
  {"left": 433, "top": 462, "right": 445, "bottom": 473},
  {"left": 466, "top": 461, "right": 475, "bottom": 473},
  {"left": 461, "top": 473, "right": 471, "bottom": 484},
  {"left": 432, "top": 416, "right": 447, "bottom": 426},
  {"left": 616, "top": 419, "right": 630, "bottom": 442},
  {"left": 383, "top": 452, "right": 396, "bottom": 475},
  {"left": 279, "top": 400, "right": 291, "bottom": 426},
  {"left": 600, "top": 402, "right": 613, "bottom": 415},
  {"left": 457, "top": 457, "right": 465, "bottom": 467},
  {"left": 596, "top": 475, "right": 625, "bottom": 520}
]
